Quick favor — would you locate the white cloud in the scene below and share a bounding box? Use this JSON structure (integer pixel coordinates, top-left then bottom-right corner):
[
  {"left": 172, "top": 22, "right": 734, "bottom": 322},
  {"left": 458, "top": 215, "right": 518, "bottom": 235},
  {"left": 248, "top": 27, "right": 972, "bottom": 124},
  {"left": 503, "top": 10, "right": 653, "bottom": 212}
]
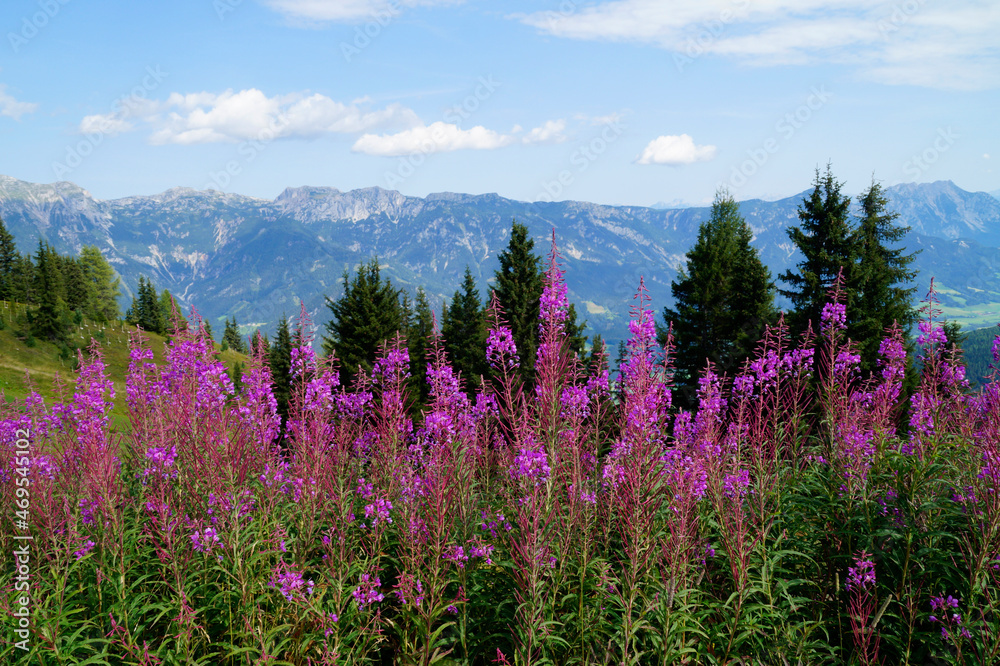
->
[
  {"left": 79, "top": 114, "right": 135, "bottom": 136},
  {"left": 263, "top": 0, "right": 461, "bottom": 22},
  {"left": 515, "top": 0, "right": 1000, "bottom": 90},
  {"left": 636, "top": 134, "right": 716, "bottom": 165},
  {"left": 521, "top": 119, "right": 567, "bottom": 144},
  {"left": 0, "top": 85, "right": 38, "bottom": 120},
  {"left": 352, "top": 121, "right": 515, "bottom": 156},
  {"left": 76, "top": 88, "right": 422, "bottom": 144},
  {"left": 352, "top": 118, "right": 572, "bottom": 155}
]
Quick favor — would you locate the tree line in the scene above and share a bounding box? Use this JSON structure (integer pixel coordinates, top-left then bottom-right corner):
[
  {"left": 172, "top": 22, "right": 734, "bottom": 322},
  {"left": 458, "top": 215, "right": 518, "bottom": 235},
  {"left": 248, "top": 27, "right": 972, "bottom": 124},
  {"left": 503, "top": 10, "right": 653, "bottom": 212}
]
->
[
  {"left": 661, "top": 164, "right": 919, "bottom": 407},
  {"left": 1, "top": 163, "right": 924, "bottom": 420},
  {"left": 0, "top": 220, "right": 123, "bottom": 345},
  {"left": 316, "top": 222, "right": 590, "bottom": 405}
]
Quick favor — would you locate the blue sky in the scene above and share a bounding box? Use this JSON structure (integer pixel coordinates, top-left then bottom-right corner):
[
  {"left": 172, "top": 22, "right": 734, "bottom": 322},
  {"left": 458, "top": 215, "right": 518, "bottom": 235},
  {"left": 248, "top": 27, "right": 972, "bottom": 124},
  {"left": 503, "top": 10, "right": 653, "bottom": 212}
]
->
[{"left": 1, "top": 0, "right": 997, "bottom": 206}]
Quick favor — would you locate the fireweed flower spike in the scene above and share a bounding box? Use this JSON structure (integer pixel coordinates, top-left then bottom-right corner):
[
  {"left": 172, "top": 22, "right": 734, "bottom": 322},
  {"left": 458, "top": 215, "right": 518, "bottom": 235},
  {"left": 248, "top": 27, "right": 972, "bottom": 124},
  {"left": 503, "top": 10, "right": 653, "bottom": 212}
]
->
[{"left": 846, "top": 552, "right": 880, "bottom": 666}]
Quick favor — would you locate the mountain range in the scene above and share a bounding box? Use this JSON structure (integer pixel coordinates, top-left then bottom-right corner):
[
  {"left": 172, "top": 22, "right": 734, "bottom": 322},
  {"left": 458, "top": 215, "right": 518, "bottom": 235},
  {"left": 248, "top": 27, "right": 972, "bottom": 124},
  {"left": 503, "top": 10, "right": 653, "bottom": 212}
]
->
[{"left": 1, "top": 175, "right": 998, "bottom": 348}]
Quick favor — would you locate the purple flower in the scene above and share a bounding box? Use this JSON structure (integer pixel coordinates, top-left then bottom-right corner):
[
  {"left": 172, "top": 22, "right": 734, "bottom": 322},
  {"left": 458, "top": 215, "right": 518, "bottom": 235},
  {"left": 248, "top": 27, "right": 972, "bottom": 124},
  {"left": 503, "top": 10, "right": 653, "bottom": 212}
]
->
[
  {"left": 79, "top": 498, "right": 99, "bottom": 526},
  {"left": 833, "top": 350, "right": 862, "bottom": 376},
  {"left": 352, "top": 574, "right": 384, "bottom": 610},
  {"left": 732, "top": 374, "right": 754, "bottom": 396},
  {"left": 480, "top": 511, "right": 511, "bottom": 538},
  {"left": 373, "top": 345, "right": 411, "bottom": 384},
  {"left": 443, "top": 545, "right": 469, "bottom": 569},
  {"left": 486, "top": 327, "right": 519, "bottom": 370},
  {"left": 917, "top": 321, "right": 947, "bottom": 347},
  {"left": 469, "top": 543, "right": 495, "bottom": 565},
  {"left": 560, "top": 385, "right": 590, "bottom": 421},
  {"left": 142, "top": 444, "right": 178, "bottom": 481},
  {"left": 722, "top": 468, "right": 751, "bottom": 499},
  {"left": 191, "top": 527, "right": 222, "bottom": 554},
  {"left": 511, "top": 439, "right": 551, "bottom": 486},
  {"left": 364, "top": 497, "right": 393, "bottom": 527},
  {"left": 846, "top": 553, "right": 876, "bottom": 591},
  {"left": 820, "top": 301, "right": 847, "bottom": 334},
  {"left": 269, "top": 565, "right": 314, "bottom": 602},
  {"left": 930, "top": 594, "right": 967, "bottom": 643},
  {"left": 74, "top": 540, "right": 96, "bottom": 561}
]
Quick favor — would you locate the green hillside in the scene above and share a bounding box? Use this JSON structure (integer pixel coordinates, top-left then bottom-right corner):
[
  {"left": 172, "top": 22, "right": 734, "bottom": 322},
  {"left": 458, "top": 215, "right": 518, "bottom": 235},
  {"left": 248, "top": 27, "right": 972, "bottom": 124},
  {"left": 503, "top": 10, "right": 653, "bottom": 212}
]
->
[
  {"left": 0, "top": 300, "right": 249, "bottom": 429},
  {"left": 962, "top": 322, "right": 999, "bottom": 386}
]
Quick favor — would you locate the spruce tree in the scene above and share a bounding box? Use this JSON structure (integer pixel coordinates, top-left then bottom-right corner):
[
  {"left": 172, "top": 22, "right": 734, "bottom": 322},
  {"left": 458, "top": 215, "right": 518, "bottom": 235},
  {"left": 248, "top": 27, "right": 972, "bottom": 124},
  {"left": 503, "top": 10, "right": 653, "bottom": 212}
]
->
[
  {"left": 660, "top": 189, "right": 776, "bottom": 404},
  {"left": 31, "top": 241, "right": 66, "bottom": 342},
  {"left": 565, "top": 303, "right": 588, "bottom": 357},
  {"left": 250, "top": 331, "right": 270, "bottom": 358},
  {"left": 223, "top": 316, "right": 248, "bottom": 354},
  {"left": 322, "top": 257, "right": 406, "bottom": 386},
  {"left": 126, "top": 277, "right": 168, "bottom": 335},
  {"left": 0, "top": 218, "right": 17, "bottom": 302},
  {"left": 159, "top": 289, "right": 183, "bottom": 335},
  {"left": 442, "top": 266, "right": 487, "bottom": 394},
  {"left": 778, "top": 164, "right": 856, "bottom": 337},
  {"left": 124, "top": 278, "right": 142, "bottom": 326},
  {"left": 494, "top": 221, "right": 544, "bottom": 381},
  {"left": 270, "top": 315, "right": 294, "bottom": 422},
  {"left": 59, "top": 256, "right": 89, "bottom": 313},
  {"left": 408, "top": 287, "right": 435, "bottom": 405},
  {"left": 850, "top": 179, "right": 919, "bottom": 374},
  {"left": 8, "top": 253, "right": 34, "bottom": 304}
]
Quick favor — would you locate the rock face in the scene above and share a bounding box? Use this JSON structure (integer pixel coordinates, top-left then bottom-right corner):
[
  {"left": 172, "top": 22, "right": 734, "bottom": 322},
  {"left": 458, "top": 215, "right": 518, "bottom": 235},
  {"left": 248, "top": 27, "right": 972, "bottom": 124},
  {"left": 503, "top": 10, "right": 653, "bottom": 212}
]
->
[{"left": 1, "top": 175, "right": 999, "bottom": 343}]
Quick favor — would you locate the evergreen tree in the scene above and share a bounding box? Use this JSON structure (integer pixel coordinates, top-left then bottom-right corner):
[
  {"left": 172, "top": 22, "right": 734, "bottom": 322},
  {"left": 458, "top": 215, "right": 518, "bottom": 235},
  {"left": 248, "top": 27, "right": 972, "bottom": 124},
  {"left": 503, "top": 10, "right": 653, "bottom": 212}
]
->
[
  {"left": 159, "top": 289, "right": 184, "bottom": 335},
  {"left": 322, "top": 257, "right": 406, "bottom": 386},
  {"left": 494, "top": 221, "right": 544, "bottom": 381},
  {"left": 126, "top": 277, "right": 167, "bottom": 335},
  {"left": 8, "top": 253, "right": 34, "bottom": 304},
  {"left": 31, "top": 241, "right": 67, "bottom": 342},
  {"left": 660, "top": 190, "right": 776, "bottom": 404},
  {"left": 270, "top": 315, "right": 294, "bottom": 422},
  {"left": 223, "top": 316, "right": 248, "bottom": 354},
  {"left": 250, "top": 331, "right": 270, "bottom": 358},
  {"left": 850, "top": 179, "right": 919, "bottom": 373},
  {"left": 58, "top": 256, "right": 89, "bottom": 313},
  {"left": 442, "top": 266, "right": 487, "bottom": 394},
  {"left": 0, "top": 217, "right": 17, "bottom": 302},
  {"left": 565, "top": 303, "right": 588, "bottom": 358},
  {"left": 230, "top": 361, "right": 244, "bottom": 393},
  {"left": 778, "top": 164, "right": 856, "bottom": 337},
  {"left": 407, "top": 287, "right": 435, "bottom": 405},
  {"left": 124, "top": 279, "right": 140, "bottom": 326},
  {"left": 79, "top": 246, "right": 122, "bottom": 322},
  {"left": 145, "top": 282, "right": 167, "bottom": 334}
]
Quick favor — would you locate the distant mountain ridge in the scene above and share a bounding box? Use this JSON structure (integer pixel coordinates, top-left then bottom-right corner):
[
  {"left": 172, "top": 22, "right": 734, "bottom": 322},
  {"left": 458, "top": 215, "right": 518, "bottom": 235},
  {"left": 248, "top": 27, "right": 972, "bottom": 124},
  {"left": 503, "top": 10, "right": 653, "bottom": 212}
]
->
[{"left": 1, "top": 175, "right": 999, "bottom": 346}]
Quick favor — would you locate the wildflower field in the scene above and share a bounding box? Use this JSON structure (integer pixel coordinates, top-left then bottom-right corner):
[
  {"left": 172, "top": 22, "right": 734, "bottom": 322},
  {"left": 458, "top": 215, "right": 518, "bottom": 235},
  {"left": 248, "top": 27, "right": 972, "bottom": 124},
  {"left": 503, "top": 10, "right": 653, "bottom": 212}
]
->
[{"left": 2, "top": 244, "right": 1000, "bottom": 665}]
